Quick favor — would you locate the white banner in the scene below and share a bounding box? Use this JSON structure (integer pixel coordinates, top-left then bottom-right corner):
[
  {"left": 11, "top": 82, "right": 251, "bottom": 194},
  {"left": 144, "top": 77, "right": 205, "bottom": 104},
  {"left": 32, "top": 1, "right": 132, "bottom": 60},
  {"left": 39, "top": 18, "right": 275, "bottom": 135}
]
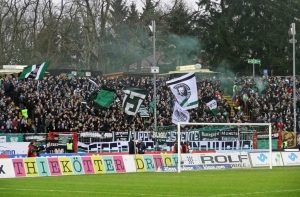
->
[
  {"left": 281, "top": 151, "right": 300, "bottom": 166},
  {"left": 122, "top": 155, "right": 136, "bottom": 172},
  {"left": 181, "top": 152, "right": 251, "bottom": 169},
  {"left": 249, "top": 152, "right": 284, "bottom": 167},
  {"left": 0, "top": 159, "right": 15, "bottom": 178},
  {"left": 0, "top": 142, "right": 30, "bottom": 155}
]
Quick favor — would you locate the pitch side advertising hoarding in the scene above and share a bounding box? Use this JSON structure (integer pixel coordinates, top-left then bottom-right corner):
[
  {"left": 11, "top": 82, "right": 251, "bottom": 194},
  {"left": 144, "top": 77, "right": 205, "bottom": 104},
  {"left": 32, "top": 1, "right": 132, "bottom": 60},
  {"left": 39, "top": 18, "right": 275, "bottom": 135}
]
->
[
  {"left": 281, "top": 152, "right": 300, "bottom": 166},
  {"left": 0, "top": 142, "right": 30, "bottom": 155},
  {"left": 249, "top": 152, "right": 284, "bottom": 167},
  {"left": 0, "top": 152, "right": 299, "bottom": 178}
]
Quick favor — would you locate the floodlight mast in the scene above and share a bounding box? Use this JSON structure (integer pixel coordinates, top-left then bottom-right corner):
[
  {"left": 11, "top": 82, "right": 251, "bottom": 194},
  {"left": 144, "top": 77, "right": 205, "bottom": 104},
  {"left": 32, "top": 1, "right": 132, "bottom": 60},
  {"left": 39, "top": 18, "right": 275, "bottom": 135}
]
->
[
  {"left": 290, "top": 23, "right": 297, "bottom": 137},
  {"left": 150, "top": 20, "right": 158, "bottom": 150}
]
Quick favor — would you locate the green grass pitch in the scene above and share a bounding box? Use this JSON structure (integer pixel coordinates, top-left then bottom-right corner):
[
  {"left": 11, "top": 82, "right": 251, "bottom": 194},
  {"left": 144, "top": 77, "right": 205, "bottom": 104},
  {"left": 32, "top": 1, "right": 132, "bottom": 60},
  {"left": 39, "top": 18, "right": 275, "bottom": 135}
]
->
[{"left": 0, "top": 167, "right": 300, "bottom": 197}]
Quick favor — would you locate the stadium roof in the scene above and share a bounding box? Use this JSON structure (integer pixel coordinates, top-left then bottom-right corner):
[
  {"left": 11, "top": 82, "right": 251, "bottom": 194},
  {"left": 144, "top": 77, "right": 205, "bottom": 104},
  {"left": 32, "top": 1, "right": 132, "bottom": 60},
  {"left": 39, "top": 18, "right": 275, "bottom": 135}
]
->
[
  {"left": 167, "top": 68, "right": 218, "bottom": 74},
  {"left": 0, "top": 69, "right": 22, "bottom": 75},
  {"left": 0, "top": 65, "right": 26, "bottom": 75},
  {"left": 159, "top": 64, "right": 218, "bottom": 76}
]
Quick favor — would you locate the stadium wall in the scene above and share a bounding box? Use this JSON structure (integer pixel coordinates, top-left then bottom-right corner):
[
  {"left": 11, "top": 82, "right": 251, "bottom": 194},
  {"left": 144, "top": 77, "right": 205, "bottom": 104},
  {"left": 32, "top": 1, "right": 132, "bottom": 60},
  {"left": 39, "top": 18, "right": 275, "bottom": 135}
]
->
[{"left": 0, "top": 151, "right": 300, "bottom": 178}]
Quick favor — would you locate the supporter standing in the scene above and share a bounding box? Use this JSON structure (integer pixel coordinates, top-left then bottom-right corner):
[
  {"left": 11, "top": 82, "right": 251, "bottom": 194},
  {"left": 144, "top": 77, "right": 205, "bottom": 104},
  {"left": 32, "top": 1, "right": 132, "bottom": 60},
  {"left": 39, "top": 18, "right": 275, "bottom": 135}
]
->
[
  {"left": 173, "top": 142, "right": 177, "bottom": 153},
  {"left": 182, "top": 142, "right": 189, "bottom": 153},
  {"left": 27, "top": 140, "right": 37, "bottom": 157},
  {"left": 66, "top": 139, "right": 73, "bottom": 153},
  {"left": 128, "top": 138, "right": 135, "bottom": 154},
  {"left": 282, "top": 139, "right": 288, "bottom": 150},
  {"left": 136, "top": 139, "right": 146, "bottom": 154}
]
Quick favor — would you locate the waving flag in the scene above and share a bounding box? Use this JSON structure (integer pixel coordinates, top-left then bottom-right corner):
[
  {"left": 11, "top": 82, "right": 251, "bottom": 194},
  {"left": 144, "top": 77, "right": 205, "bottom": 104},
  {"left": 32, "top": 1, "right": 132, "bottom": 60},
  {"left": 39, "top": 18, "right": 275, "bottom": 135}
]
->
[
  {"left": 206, "top": 99, "right": 219, "bottom": 115},
  {"left": 88, "top": 78, "right": 100, "bottom": 88},
  {"left": 166, "top": 72, "right": 198, "bottom": 110},
  {"left": 206, "top": 99, "right": 217, "bottom": 110},
  {"left": 19, "top": 61, "right": 49, "bottom": 80},
  {"left": 94, "top": 89, "right": 116, "bottom": 108},
  {"left": 172, "top": 102, "right": 190, "bottom": 125},
  {"left": 123, "top": 88, "right": 147, "bottom": 115}
]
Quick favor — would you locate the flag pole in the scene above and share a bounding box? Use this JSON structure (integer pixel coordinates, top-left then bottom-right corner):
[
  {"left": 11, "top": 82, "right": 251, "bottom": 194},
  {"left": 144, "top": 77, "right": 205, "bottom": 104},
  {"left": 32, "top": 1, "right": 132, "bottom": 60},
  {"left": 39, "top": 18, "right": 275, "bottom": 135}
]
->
[{"left": 37, "top": 80, "right": 40, "bottom": 93}]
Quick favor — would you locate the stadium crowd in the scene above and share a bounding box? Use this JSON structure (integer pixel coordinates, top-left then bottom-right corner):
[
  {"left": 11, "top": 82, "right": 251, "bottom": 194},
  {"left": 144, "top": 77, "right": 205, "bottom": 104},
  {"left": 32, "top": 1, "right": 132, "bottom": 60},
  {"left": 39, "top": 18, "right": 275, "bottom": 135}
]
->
[{"left": 0, "top": 74, "right": 299, "bottom": 134}]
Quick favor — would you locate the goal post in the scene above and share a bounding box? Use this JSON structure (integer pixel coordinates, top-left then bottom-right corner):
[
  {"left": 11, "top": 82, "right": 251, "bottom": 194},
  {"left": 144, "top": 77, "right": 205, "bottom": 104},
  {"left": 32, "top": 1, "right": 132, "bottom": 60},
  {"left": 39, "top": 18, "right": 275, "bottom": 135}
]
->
[{"left": 176, "top": 122, "right": 273, "bottom": 173}]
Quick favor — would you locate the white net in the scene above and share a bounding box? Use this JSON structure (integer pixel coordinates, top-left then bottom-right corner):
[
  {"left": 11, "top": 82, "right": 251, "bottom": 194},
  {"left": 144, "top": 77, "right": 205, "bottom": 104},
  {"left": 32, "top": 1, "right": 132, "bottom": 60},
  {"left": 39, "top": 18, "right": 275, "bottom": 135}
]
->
[{"left": 176, "top": 122, "right": 273, "bottom": 172}]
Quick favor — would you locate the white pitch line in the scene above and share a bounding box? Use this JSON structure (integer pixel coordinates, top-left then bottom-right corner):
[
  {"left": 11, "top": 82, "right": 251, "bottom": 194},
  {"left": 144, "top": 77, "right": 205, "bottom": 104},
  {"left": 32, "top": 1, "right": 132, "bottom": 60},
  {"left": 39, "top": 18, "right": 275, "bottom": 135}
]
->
[
  {"left": 0, "top": 188, "right": 174, "bottom": 197},
  {"left": 0, "top": 187, "right": 300, "bottom": 197}
]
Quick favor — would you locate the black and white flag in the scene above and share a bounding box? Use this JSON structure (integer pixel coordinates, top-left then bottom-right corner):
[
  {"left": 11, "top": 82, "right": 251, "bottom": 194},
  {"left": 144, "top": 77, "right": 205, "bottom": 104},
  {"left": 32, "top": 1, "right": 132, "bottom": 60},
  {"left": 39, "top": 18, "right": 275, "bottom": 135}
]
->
[
  {"left": 166, "top": 72, "right": 198, "bottom": 110},
  {"left": 172, "top": 102, "right": 190, "bottom": 125},
  {"left": 206, "top": 99, "right": 217, "bottom": 110},
  {"left": 123, "top": 88, "right": 147, "bottom": 116}
]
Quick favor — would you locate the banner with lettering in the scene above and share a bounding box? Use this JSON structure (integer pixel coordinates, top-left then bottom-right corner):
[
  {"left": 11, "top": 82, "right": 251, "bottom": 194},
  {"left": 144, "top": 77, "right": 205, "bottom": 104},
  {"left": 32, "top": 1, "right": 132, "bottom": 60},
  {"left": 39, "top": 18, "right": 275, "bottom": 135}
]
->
[{"left": 1, "top": 152, "right": 299, "bottom": 178}]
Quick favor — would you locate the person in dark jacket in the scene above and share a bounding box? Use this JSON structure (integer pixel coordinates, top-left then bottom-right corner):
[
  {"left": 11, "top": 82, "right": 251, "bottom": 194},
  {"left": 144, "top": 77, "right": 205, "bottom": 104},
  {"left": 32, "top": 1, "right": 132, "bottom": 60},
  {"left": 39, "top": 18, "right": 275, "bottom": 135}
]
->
[
  {"left": 136, "top": 139, "right": 146, "bottom": 154},
  {"left": 128, "top": 138, "right": 135, "bottom": 154}
]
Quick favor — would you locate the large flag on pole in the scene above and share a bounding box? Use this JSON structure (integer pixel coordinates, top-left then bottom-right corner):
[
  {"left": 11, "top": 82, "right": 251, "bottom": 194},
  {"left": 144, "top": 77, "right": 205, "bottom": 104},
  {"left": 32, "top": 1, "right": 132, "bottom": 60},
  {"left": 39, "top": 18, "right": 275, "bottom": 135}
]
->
[
  {"left": 122, "top": 88, "right": 147, "bottom": 115},
  {"left": 94, "top": 89, "right": 116, "bottom": 108},
  {"left": 19, "top": 61, "right": 49, "bottom": 80},
  {"left": 172, "top": 102, "right": 190, "bottom": 125},
  {"left": 166, "top": 72, "right": 198, "bottom": 109}
]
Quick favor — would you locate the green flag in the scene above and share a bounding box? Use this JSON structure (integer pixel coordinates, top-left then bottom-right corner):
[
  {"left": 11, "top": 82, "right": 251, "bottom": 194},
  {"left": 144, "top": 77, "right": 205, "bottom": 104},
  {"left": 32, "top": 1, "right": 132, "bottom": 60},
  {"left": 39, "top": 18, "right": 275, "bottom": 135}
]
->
[
  {"left": 19, "top": 61, "right": 49, "bottom": 80},
  {"left": 21, "top": 109, "right": 28, "bottom": 118},
  {"left": 94, "top": 89, "right": 115, "bottom": 108},
  {"left": 149, "top": 101, "right": 155, "bottom": 114}
]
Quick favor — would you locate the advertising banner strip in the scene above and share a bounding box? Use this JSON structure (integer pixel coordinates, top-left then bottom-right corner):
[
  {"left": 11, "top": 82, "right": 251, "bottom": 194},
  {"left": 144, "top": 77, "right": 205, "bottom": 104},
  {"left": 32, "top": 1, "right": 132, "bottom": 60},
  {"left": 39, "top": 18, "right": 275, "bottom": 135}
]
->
[
  {"left": 92, "top": 155, "right": 105, "bottom": 174},
  {"left": 36, "top": 157, "right": 50, "bottom": 176},
  {"left": 249, "top": 152, "right": 284, "bottom": 167},
  {"left": 81, "top": 156, "right": 95, "bottom": 174},
  {"left": 0, "top": 158, "right": 15, "bottom": 178},
  {"left": 12, "top": 158, "right": 26, "bottom": 177},
  {"left": 70, "top": 156, "right": 85, "bottom": 175},
  {"left": 0, "top": 142, "right": 30, "bottom": 155},
  {"left": 1, "top": 152, "right": 299, "bottom": 178},
  {"left": 281, "top": 152, "right": 300, "bottom": 166}
]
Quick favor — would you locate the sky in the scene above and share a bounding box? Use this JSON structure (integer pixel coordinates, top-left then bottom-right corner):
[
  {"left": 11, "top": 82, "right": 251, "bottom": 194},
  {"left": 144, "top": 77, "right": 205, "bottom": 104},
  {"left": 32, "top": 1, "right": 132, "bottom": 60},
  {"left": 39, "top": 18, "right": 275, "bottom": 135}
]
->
[
  {"left": 54, "top": 0, "right": 198, "bottom": 12},
  {"left": 129, "top": 0, "right": 198, "bottom": 12}
]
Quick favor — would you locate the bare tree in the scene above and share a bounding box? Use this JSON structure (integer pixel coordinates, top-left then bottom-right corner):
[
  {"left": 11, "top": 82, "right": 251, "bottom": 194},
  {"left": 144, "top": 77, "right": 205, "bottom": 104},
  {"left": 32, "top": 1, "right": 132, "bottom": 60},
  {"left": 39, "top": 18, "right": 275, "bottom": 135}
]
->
[
  {"left": 0, "top": 0, "right": 13, "bottom": 65},
  {"left": 75, "top": 0, "right": 111, "bottom": 73}
]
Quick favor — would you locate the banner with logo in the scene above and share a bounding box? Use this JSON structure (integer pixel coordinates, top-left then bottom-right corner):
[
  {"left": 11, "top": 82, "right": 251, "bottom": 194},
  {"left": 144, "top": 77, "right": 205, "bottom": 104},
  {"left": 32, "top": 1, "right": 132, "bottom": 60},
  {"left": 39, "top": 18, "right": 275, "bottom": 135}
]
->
[
  {"left": 249, "top": 152, "right": 284, "bottom": 167},
  {"left": 0, "top": 142, "right": 30, "bottom": 155},
  {"left": 281, "top": 151, "right": 300, "bottom": 166}
]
